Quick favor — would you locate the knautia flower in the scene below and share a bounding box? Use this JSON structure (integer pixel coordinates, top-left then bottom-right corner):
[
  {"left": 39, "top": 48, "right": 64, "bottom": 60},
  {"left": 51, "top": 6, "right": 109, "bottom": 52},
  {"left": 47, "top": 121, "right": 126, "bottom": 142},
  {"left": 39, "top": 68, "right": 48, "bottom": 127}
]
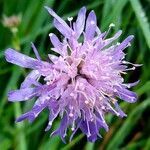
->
[{"left": 5, "top": 6, "right": 139, "bottom": 142}]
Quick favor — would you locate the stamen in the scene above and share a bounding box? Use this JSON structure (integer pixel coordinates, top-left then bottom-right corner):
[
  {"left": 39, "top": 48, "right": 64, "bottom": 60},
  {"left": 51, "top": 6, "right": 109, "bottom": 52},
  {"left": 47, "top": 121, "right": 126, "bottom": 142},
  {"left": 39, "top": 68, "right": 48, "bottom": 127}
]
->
[
  {"left": 71, "top": 121, "right": 75, "bottom": 131},
  {"left": 70, "top": 106, "right": 73, "bottom": 110},
  {"left": 99, "top": 110, "right": 106, "bottom": 123},
  {"left": 67, "top": 17, "right": 73, "bottom": 22},
  {"left": 86, "top": 120, "right": 91, "bottom": 137},
  {"left": 45, "top": 96, "right": 50, "bottom": 100},
  {"left": 90, "top": 118, "right": 94, "bottom": 121},
  {"left": 125, "top": 67, "right": 136, "bottom": 71},
  {"left": 85, "top": 100, "right": 89, "bottom": 104},
  {"left": 67, "top": 17, "right": 73, "bottom": 28},
  {"left": 69, "top": 113, "right": 74, "bottom": 117},
  {"left": 122, "top": 61, "right": 142, "bottom": 67},
  {"left": 114, "top": 89, "right": 117, "bottom": 92},
  {"left": 104, "top": 23, "right": 115, "bottom": 39},
  {"left": 107, "top": 103, "right": 120, "bottom": 116},
  {"left": 109, "top": 56, "right": 112, "bottom": 60},
  {"left": 70, "top": 93, "right": 74, "bottom": 97},
  {"left": 109, "top": 23, "right": 115, "bottom": 28},
  {"left": 63, "top": 128, "right": 67, "bottom": 137},
  {"left": 101, "top": 106, "right": 105, "bottom": 110},
  {"left": 116, "top": 42, "right": 120, "bottom": 45},
  {"left": 49, "top": 33, "right": 53, "bottom": 37},
  {"left": 46, "top": 81, "right": 51, "bottom": 85}
]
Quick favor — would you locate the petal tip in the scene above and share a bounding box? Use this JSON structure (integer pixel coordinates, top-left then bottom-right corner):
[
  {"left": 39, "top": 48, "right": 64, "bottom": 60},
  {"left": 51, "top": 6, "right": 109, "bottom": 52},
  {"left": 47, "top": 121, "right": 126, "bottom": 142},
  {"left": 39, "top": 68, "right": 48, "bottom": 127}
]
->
[
  {"left": 44, "top": 6, "right": 54, "bottom": 15},
  {"left": 44, "top": 6, "right": 49, "bottom": 10},
  {"left": 129, "top": 35, "right": 134, "bottom": 40},
  {"left": 5, "top": 48, "right": 14, "bottom": 60},
  {"left": 81, "top": 6, "right": 86, "bottom": 12}
]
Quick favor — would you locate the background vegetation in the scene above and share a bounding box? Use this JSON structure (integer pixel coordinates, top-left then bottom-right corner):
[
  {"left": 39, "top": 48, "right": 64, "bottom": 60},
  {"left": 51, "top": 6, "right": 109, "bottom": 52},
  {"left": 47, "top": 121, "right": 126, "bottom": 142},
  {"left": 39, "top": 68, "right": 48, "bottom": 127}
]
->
[{"left": 0, "top": 0, "right": 150, "bottom": 149}]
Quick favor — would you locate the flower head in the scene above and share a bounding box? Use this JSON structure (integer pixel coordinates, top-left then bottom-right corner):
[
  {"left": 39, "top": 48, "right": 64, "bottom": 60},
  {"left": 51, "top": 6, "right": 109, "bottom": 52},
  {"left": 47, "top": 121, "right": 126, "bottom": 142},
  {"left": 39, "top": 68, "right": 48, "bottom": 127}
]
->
[
  {"left": 5, "top": 6, "right": 139, "bottom": 142},
  {"left": 2, "top": 14, "right": 21, "bottom": 28}
]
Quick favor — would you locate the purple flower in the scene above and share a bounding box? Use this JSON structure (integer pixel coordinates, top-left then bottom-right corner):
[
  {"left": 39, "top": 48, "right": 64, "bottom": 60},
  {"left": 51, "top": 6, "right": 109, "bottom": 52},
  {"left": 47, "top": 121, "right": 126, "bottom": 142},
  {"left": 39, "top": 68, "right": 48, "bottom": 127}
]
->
[{"left": 5, "top": 6, "right": 139, "bottom": 142}]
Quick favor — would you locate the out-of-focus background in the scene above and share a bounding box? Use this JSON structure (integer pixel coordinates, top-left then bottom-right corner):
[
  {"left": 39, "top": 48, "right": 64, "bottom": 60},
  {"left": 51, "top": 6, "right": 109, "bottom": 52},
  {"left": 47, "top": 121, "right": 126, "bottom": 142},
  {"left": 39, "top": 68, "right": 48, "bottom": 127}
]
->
[{"left": 0, "top": 0, "right": 150, "bottom": 150}]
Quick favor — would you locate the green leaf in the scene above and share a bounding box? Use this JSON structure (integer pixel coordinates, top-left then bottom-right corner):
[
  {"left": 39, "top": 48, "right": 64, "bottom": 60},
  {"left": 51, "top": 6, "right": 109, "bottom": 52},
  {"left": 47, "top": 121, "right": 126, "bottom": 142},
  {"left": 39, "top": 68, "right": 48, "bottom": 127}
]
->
[
  {"left": 144, "top": 138, "right": 150, "bottom": 150},
  {"left": 0, "top": 66, "right": 22, "bottom": 115},
  {"left": 130, "top": 0, "right": 150, "bottom": 49},
  {"left": 0, "top": 138, "right": 12, "bottom": 150},
  {"left": 122, "top": 139, "right": 147, "bottom": 150},
  {"left": 136, "top": 81, "right": 150, "bottom": 96},
  {"left": 101, "top": 0, "right": 128, "bottom": 30},
  {"left": 107, "top": 98, "right": 150, "bottom": 150},
  {"left": 85, "top": 142, "right": 94, "bottom": 150},
  {"left": 20, "top": 0, "right": 45, "bottom": 34}
]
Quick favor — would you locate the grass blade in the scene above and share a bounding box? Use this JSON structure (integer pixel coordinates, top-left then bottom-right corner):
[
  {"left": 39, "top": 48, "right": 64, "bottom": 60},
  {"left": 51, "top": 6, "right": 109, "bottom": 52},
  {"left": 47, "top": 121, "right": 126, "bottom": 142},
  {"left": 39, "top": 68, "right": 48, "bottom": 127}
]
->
[
  {"left": 130, "top": 0, "right": 150, "bottom": 49},
  {"left": 61, "top": 134, "right": 84, "bottom": 150},
  {"left": 85, "top": 142, "right": 94, "bottom": 150},
  {"left": 107, "top": 98, "right": 150, "bottom": 150},
  {"left": 101, "top": 0, "right": 128, "bottom": 30}
]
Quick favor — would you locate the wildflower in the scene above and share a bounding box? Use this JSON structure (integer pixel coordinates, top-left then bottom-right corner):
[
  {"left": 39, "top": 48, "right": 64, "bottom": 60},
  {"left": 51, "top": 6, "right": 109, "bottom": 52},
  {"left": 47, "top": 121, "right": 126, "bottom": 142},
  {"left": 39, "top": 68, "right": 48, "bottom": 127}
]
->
[
  {"left": 2, "top": 14, "right": 21, "bottom": 33},
  {"left": 2, "top": 15, "right": 21, "bottom": 28},
  {"left": 5, "top": 6, "right": 139, "bottom": 142}
]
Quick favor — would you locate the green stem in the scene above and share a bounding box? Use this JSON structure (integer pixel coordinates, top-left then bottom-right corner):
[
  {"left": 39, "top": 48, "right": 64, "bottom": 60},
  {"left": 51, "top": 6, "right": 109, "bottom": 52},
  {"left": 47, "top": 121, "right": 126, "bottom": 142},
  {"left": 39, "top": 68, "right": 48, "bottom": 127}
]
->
[
  {"left": 14, "top": 103, "right": 27, "bottom": 150},
  {"left": 12, "top": 29, "right": 27, "bottom": 150}
]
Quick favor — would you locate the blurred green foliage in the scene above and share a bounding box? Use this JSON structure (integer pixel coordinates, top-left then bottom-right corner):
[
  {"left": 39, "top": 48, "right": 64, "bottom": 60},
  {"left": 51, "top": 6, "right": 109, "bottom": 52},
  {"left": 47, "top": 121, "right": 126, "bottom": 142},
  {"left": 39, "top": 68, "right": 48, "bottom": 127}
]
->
[{"left": 0, "top": 0, "right": 150, "bottom": 150}]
